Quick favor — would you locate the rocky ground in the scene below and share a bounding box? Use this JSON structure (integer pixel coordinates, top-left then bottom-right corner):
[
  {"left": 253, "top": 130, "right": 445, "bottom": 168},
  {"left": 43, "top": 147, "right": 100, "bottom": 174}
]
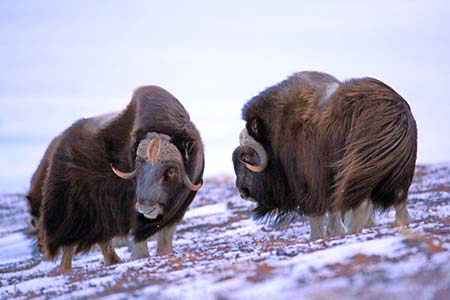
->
[{"left": 0, "top": 164, "right": 449, "bottom": 300}]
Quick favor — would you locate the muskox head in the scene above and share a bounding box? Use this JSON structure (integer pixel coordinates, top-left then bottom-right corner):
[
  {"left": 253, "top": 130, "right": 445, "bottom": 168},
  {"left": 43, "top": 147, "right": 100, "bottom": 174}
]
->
[
  {"left": 111, "top": 132, "right": 202, "bottom": 220},
  {"left": 233, "top": 127, "right": 294, "bottom": 221}
]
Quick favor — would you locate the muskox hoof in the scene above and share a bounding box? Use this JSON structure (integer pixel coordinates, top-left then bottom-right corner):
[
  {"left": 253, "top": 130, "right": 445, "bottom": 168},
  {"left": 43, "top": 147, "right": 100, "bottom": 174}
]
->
[
  {"left": 326, "top": 211, "right": 346, "bottom": 237},
  {"left": 59, "top": 245, "right": 76, "bottom": 273},
  {"left": 99, "top": 241, "right": 123, "bottom": 266},
  {"left": 326, "top": 221, "right": 346, "bottom": 237},
  {"left": 156, "top": 248, "right": 173, "bottom": 256},
  {"left": 344, "top": 199, "right": 374, "bottom": 234},
  {"left": 104, "top": 248, "right": 122, "bottom": 265},
  {"left": 365, "top": 213, "right": 377, "bottom": 228},
  {"left": 58, "top": 265, "right": 73, "bottom": 274},
  {"left": 394, "top": 203, "right": 410, "bottom": 226},
  {"left": 105, "top": 255, "right": 122, "bottom": 266},
  {"left": 130, "top": 251, "right": 150, "bottom": 261}
]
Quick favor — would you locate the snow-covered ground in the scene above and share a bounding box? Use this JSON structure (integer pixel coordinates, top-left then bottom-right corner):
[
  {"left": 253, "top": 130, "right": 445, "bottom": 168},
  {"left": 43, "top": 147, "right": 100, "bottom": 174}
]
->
[{"left": 0, "top": 164, "right": 449, "bottom": 300}]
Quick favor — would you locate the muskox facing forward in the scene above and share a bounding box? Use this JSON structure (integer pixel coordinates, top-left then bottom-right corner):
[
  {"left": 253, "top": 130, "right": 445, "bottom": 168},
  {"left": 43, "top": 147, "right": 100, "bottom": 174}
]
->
[
  {"left": 233, "top": 71, "right": 417, "bottom": 239},
  {"left": 28, "top": 86, "right": 204, "bottom": 272}
]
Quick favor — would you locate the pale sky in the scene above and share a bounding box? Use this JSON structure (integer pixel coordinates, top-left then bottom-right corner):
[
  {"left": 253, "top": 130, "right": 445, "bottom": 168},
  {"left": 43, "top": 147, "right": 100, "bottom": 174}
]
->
[{"left": 1, "top": 0, "right": 449, "bottom": 192}]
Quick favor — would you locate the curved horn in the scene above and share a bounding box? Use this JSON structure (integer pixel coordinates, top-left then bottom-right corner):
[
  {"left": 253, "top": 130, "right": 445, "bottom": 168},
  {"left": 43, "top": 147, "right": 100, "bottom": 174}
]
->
[
  {"left": 111, "top": 164, "right": 137, "bottom": 180},
  {"left": 239, "top": 128, "right": 268, "bottom": 172},
  {"left": 182, "top": 172, "right": 202, "bottom": 191},
  {"left": 171, "top": 145, "right": 202, "bottom": 191},
  {"left": 149, "top": 137, "right": 202, "bottom": 191}
]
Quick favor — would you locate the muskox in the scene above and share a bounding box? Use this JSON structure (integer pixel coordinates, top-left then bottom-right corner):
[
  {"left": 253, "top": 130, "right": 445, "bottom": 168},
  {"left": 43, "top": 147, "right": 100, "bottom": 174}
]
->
[
  {"left": 233, "top": 71, "right": 417, "bottom": 239},
  {"left": 27, "top": 86, "right": 204, "bottom": 272}
]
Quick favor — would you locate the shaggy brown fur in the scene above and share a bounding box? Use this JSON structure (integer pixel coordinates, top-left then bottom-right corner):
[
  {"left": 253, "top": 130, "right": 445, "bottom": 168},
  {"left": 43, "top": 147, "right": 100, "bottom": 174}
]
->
[
  {"left": 239, "top": 71, "right": 417, "bottom": 220},
  {"left": 32, "top": 86, "right": 204, "bottom": 260},
  {"left": 26, "top": 135, "right": 62, "bottom": 233}
]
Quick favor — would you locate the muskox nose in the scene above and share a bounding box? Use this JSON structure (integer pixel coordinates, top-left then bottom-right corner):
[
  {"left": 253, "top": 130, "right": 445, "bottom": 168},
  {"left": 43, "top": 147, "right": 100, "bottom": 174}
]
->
[
  {"left": 135, "top": 202, "right": 163, "bottom": 220},
  {"left": 239, "top": 187, "right": 250, "bottom": 199},
  {"left": 28, "top": 217, "right": 39, "bottom": 235}
]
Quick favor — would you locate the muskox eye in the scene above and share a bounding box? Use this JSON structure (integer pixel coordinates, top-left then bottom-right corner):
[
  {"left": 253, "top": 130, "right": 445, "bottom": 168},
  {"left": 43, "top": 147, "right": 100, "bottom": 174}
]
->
[
  {"left": 251, "top": 119, "right": 259, "bottom": 135},
  {"left": 248, "top": 118, "right": 264, "bottom": 140},
  {"left": 165, "top": 167, "right": 177, "bottom": 180}
]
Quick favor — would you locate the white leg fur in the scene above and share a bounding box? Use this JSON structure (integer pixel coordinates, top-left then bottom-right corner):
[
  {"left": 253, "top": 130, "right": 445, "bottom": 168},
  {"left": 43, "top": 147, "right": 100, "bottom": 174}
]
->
[
  {"left": 129, "top": 239, "right": 150, "bottom": 260},
  {"left": 365, "top": 207, "right": 377, "bottom": 228},
  {"left": 309, "top": 215, "right": 326, "bottom": 240},
  {"left": 345, "top": 198, "right": 373, "bottom": 234},
  {"left": 326, "top": 211, "right": 346, "bottom": 237},
  {"left": 157, "top": 223, "right": 177, "bottom": 256},
  {"left": 112, "top": 236, "right": 128, "bottom": 248},
  {"left": 395, "top": 202, "right": 410, "bottom": 226}
]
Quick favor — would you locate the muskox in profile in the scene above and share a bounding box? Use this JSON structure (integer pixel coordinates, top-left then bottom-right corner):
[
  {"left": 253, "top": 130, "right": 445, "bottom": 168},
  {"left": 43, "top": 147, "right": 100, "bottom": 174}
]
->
[
  {"left": 233, "top": 71, "right": 417, "bottom": 239},
  {"left": 27, "top": 86, "right": 204, "bottom": 272}
]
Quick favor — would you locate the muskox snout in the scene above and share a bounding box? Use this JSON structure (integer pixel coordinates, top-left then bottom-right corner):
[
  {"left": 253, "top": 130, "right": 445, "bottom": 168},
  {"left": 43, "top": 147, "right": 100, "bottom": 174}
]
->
[
  {"left": 239, "top": 187, "right": 250, "bottom": 200},
  {"left": 28, "top": 217, "right": 39, "bottom": 235},
  {"left": 135, "top": 202, "right": 163, "bottom": 219},
  {"left": 236, "top": 181, "right": 256, "bottom": 202}
]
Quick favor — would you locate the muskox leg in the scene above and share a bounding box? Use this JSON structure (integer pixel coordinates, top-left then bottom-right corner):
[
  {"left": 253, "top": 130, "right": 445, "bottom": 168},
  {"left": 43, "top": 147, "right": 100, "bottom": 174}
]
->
[
  {"left": 394, "top": 201, "right": 410, "bottom": 226},
  {"left": 309, "top": 215, "right": 326, "bottom": 240},
  {"left": 129, "top": 239, "right": 150, "bottom": 260},
  {"left": 112, "top": 236, "right": 128, "bottom": 248},
  {"left": 365, "top": 208, "right": 377, "bottom": 228},
  {"left": 60, "top": 245, "right": 76, "bottom": 273},
  {"left": 345, "top": 198, "right": 373, "bottom": 234},
  {"left": 157, "top": 223, "right": 177, "bottom": 256},
  {"left": 99, "top": 240, "right": 122, "bottom": 265},
  {"left": 326, "top": 211, "right": 346, "bottom": 237}
]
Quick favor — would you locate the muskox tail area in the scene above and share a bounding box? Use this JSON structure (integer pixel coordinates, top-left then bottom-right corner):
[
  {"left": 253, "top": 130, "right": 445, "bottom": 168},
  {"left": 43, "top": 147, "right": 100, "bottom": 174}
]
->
[
  {"left": 332, "top": 78, "right": 417, "bottom": 213},
  {"left": 37, "top": 183, "right": 70, "bottom": 260}
]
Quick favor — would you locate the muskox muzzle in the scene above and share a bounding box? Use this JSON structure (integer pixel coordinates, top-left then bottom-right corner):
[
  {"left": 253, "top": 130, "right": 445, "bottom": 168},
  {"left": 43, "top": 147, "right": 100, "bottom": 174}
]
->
[
  {"left": 111, "top": 132, "right": 202, "bottom": 219},
  {"left": 232, "top": 146, "right": 261, "bottom": 202},
  {"left": 238, "top": 128, "right": 268, "bottom": 172}
]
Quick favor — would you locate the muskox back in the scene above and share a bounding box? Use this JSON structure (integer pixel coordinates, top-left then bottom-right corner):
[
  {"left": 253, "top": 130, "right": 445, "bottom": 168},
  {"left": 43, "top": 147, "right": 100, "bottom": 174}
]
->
[{"left": 325, "top": 78, "right": 417, "bottom": 212}]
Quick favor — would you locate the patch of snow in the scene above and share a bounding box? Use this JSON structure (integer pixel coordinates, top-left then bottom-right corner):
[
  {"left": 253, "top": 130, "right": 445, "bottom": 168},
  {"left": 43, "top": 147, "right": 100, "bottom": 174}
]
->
[
  {"left": 0, "top": 276, "right": 68, "bottom": 296},
  {"left": 0, "top": 232, "right": 35, "bottom": 265},
  {"left": 185, "top": 203, "right": 228, "bottom": 218}
]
